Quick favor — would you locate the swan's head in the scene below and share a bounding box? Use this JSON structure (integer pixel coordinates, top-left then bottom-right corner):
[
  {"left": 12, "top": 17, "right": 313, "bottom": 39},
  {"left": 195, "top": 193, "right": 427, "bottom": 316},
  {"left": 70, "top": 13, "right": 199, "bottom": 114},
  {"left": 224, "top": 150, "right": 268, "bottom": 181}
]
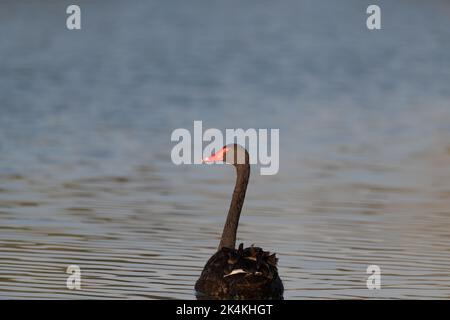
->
[{"left": 203, "top": 144, "right": 249, "bottom": 166}]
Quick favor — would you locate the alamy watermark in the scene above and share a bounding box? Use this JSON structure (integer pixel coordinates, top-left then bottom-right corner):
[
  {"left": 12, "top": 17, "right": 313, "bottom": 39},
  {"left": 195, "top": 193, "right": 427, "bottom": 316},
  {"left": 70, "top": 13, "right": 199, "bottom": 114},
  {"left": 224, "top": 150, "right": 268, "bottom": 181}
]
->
[
  {"left": 366, "top": 5, "right": 381, "bottom": 30},
  {"left": 66, "top": 265, "right": 81, "bottom": 290},
  {"left": 66, "top": 5, "right": 380, "bottom": 32},
  {"left": 171, "top": 121, "right": 279, "bottom": 175},
  {"left": 366, "top": 265, "right": 381, "bottom": 290},
  {"left": 66, "top": 5, "right": 81, "bottom": 30}
]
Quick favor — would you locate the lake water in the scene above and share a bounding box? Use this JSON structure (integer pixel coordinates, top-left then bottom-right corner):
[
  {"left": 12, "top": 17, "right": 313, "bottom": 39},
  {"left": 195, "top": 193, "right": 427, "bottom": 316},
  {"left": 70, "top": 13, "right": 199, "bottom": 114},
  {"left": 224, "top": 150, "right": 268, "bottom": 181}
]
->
[{"left": 1, "top": 0, "right": 450, "bottom": 299}]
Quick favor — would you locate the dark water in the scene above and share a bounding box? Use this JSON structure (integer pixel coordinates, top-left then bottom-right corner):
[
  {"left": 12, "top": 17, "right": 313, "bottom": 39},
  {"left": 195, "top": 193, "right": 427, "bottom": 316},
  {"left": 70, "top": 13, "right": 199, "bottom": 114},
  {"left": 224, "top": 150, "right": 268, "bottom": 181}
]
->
[{"left": 1, "top": 0, "right": 450, "bottom": 299}]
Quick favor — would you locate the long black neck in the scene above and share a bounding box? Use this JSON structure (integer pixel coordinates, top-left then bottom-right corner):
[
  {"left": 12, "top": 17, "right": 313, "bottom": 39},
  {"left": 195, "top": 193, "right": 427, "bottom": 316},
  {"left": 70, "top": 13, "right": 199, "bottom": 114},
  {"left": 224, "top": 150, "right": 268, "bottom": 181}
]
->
[{"left": 218, "top": 164, "right": 250, "bottom": 250}]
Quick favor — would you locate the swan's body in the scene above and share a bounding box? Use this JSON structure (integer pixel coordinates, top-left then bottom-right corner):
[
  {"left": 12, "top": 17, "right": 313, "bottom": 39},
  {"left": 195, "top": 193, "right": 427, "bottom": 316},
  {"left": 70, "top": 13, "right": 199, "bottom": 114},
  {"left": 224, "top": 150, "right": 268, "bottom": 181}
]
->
[
  {"left": 195, "top": 144, "right": 284, "bottom": 299},
  {"left": 195, "top": 244, "right": 284, "bottom": 299}
]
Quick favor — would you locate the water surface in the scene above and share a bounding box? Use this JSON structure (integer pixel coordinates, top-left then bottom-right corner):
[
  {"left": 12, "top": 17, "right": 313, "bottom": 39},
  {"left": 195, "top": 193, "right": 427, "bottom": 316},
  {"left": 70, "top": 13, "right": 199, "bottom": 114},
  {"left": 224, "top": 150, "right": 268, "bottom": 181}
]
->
[{"left": 1, "top": 0, "right": 450, "bottom": 299}]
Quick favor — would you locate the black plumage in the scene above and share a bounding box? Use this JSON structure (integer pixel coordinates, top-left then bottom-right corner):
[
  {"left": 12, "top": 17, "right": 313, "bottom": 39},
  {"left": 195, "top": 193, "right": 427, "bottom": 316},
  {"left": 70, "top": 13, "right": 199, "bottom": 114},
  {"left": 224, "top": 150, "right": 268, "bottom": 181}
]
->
[{"left": 195, "top": 244, "right": 284, "bottom": 300}]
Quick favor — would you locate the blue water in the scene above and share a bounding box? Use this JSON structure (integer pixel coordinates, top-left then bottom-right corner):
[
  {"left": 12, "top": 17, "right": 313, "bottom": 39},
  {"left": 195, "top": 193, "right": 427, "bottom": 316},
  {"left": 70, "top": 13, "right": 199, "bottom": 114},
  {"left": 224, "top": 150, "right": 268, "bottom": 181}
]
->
[{"left": 1, "top": 0, "right": 450, "bottom": 299}]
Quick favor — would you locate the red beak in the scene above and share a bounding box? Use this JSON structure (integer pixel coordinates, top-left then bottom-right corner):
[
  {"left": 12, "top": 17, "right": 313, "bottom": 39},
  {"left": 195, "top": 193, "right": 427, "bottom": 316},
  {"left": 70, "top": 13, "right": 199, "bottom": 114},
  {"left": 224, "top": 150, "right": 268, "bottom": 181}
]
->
[{"left": 202, "top": 147, "right": 228, "bottom": 163}]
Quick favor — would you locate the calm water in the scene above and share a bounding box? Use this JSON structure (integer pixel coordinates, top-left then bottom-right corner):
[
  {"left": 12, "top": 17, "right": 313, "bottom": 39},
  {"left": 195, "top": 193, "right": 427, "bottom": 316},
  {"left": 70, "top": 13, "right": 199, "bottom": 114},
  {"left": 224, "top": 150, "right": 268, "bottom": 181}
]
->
[{"left": 1, "top": 0, "right": 450, "bottom": 299}]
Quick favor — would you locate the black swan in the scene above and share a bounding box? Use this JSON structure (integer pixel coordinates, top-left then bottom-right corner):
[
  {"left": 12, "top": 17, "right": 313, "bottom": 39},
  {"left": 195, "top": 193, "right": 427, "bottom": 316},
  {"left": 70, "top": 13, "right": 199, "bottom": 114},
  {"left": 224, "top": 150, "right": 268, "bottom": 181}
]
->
[{"left": 195, "top": 144, "right": 284, "bottom": 299}]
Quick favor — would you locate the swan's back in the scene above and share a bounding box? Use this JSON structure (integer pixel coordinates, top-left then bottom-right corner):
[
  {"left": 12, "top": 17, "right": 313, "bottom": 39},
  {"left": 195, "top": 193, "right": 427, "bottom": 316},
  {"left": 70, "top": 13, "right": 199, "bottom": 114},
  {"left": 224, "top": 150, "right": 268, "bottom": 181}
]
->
[{"left": 195, "top": 243, "right": 284, "bottom": 299}]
